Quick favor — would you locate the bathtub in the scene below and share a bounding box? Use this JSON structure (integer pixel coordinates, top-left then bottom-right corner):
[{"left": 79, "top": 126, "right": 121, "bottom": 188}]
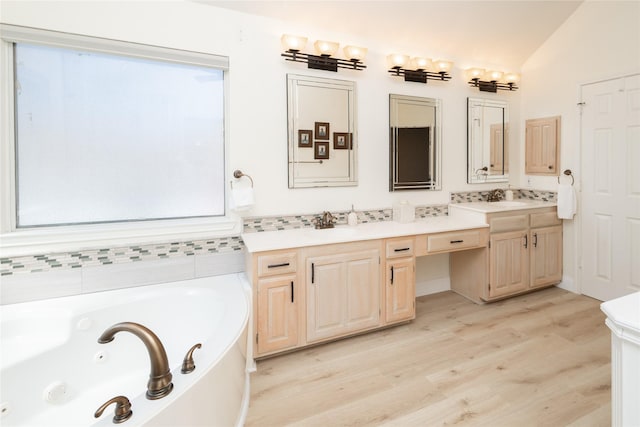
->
[{"left": 0, "top": 273, "right": 252, "bottom": 427}]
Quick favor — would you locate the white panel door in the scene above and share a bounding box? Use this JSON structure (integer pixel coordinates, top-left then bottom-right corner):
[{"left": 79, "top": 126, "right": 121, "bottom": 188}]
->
[{"left": 581, "top": 74, "right": 640, "bottom": 301}]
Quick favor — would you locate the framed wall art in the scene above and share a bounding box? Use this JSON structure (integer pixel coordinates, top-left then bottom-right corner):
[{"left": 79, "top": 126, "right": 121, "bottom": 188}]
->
[
  {"left": 298, "top": 129, "right": 313, "bottom": 147},
  {"left": 314, "top": 141, "right": 330, "bottom": 159},
  {"left": 315, "top": 122, "right": 330, "bottom": 140}
]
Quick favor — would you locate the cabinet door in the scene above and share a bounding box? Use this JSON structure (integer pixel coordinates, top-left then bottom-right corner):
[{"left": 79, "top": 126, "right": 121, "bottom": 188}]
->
[
  {"left": 256, "top": 274, "right": 298, "bottom": 355},
  {"left": 530, "top": 226, "right": 563, "bottom": 288},
  {"left": 525, "top": 116, "right": 560, "bottom": 175},
  {"left": 489, "top": 230, "right": 529, "bottom": 298},
  {"left": 385, "top": 257, "right": 415, "bottom": 324},
  {"left": 306, "top": 250, "right": 380, "bottom": 343}
]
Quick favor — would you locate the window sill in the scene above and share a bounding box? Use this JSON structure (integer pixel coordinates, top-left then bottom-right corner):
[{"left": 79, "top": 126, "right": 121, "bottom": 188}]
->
[{"left": 0, "top": 217, "right": 241, "bottom": 258}]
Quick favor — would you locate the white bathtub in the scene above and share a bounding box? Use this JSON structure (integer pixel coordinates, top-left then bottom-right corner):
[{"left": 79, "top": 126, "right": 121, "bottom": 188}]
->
[{"left": 0, "top": 273, "right": 252, "bottom": 427}]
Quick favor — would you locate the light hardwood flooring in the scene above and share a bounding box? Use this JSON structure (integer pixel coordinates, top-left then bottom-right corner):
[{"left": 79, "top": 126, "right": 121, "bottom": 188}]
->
[{"left": 246, "top": 287, "right": 611, "bottom": 426}]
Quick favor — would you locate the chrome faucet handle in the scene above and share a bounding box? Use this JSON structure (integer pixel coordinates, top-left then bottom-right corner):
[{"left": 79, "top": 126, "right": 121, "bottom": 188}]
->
[
  {"left": 181, "top": 343, "right": 202, "bottom": 374},
  {"left": 95, "top": 395, "right": 133, "bottom": 424}
]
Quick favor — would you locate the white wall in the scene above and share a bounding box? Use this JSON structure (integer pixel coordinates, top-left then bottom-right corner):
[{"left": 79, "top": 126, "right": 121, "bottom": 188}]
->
[
  {"left": 519, "top": 0, "right": 640, "bottom": 292},
  {"left": 0, "top": 0, "right": 521, "bottom": 220}
]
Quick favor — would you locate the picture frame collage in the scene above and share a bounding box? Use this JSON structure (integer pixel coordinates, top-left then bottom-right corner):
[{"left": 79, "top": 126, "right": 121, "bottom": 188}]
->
[{"left": 298, "top": 122, "right": 352, "bottom": 160}]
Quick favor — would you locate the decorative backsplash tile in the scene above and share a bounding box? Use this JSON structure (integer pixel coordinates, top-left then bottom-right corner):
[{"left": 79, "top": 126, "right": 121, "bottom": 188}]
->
[
  {"left": 1, "top": 193, "right": 558, "bottom": 278},
  {"left": 241, "top": 205, "right": 448, "bottom": 233},
  {"left": 450, "top": 189, "right": 557, "bottom": 203},
  {"left": 0, "top": 237, "right": 244, "bottom": 276}
]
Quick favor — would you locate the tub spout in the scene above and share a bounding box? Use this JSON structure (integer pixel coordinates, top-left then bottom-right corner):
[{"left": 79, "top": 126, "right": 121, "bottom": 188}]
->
[{"left": 98, "top": 322, "right": 173, "bottom": 400}]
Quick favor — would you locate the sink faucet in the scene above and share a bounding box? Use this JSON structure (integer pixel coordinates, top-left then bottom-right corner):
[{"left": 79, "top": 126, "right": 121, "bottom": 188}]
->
[
  {"left": 314, "top": 211, "right": 336, "bottom": 229},
  {"left": 487, "top": 189, "right": 505, "bottom": 202},
  {"left": 98, "top": 322, "right": 173, "bottom": 400}
]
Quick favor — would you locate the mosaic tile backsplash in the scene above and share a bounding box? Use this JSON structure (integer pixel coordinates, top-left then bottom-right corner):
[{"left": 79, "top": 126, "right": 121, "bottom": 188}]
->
[{"left": 0, "top": 189, "right": 554, "bottom": 276}]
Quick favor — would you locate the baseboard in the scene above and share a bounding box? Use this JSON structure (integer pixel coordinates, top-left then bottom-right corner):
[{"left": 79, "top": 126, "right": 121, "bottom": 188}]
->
[
  {"left": 416, "top": 277, "right": 451, "bottom": 297},
  {"left": 557, "top": 275, "right": 577, "bottom": 294}
]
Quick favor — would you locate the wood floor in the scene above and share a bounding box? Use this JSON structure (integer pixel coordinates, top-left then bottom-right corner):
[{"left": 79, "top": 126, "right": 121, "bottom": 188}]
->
[{"left": 245, "top": 287, "right": 611, "bottom": 426}]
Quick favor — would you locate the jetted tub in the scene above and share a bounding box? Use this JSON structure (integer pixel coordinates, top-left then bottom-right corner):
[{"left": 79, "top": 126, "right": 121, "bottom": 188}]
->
[{"left": 0, "top": 273, "right": 251, "bottom": 426}]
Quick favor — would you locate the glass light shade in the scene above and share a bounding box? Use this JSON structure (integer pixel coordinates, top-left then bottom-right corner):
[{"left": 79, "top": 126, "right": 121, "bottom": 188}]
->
[
  {"left": 485, "top": 70, "right": 504, "bottom": 81},
  {"left": 343, "top": 45, "right": 367, "bottom": 61},
  {"left": 281, "top": 34, "right": 308, "bottom": 51},
  {"left": 314, "top": 40, "right": 339, "bottom": 56},
  {"left": 465, "top": 68, "right": 485, "bottom": 80},
  {"left": 411, "top": 57, "right": 432, "bottom": 70},
  {"left": 434, "top": 60, "right": 453, "bottom": 73},
  {"left": 504, "top": 72, "right": 521, "bottom": 83},
  {"left": 388, "top": 54, "right": 409, "bottom": 68}
]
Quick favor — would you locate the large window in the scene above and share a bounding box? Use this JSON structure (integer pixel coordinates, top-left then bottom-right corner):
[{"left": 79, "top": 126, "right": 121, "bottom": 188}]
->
[{"left": 0, "top": 25, "right": 232, "bottom": 254}]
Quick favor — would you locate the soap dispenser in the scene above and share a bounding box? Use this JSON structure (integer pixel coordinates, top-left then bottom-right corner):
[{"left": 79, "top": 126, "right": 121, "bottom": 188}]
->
[
  {"left": 505, "top": 185, "right": 514, "bottom": 201},
  {"left": 347, "top": 205, "right": 358, "bottom": 226}
]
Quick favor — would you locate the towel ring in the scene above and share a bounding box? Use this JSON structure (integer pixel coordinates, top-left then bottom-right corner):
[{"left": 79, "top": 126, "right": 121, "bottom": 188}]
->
[
  {"left": 232, "top": 170, "right": 254, "bottom": 188},
  {"left": 558, "top": 169, "right": 574, "bottom": 185}
]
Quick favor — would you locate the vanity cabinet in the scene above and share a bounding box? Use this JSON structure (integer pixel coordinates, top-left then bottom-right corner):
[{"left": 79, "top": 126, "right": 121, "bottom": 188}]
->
[
  {"left": 252, "top": 250, "right": 300, "bottom": 356},
  {"left": 451, "top": 207, "right": 562, "bottom": 303},
  {"left": 304, "top": 241, "right": 381, "bottom": 344},
  {"left": 384, "top": 238, "right": 415, "bottom": 324},
  {"left": 243, "top": 220, "right": 490, "bottom": 359}
]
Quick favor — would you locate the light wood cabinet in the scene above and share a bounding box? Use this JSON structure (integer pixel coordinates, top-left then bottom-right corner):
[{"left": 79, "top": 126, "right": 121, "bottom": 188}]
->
[
  {"left": 256, "top": 274, "right": 298, "bottom": 355},
  {"left": 451, "top": 207, "right": 562, "bottom": 303},
  {"left": 525, "top": 116, "right": 561, "bottom": 175},
  {"left": 246, "top": 225, "right": 489, "bottom": 358},
  {"left": 305, "top": 244, "right": 380, "bottom": 343},
  {"left": 384, "top": 237, "right": 415, "bottom": 324},
  {"left": 488, "top": 230, "right": 529, "bottom": 298},
  {"left": 530, "top": 225, "right": 563, "bottom": 288},
  {"left": 250, "top": 250, "right": 301, "bottom": 356}
]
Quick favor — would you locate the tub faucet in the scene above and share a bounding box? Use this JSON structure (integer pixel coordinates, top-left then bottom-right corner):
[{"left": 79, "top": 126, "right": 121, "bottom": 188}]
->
[{"left": 98, "top": 322, "right": 173, "bottom": 400}]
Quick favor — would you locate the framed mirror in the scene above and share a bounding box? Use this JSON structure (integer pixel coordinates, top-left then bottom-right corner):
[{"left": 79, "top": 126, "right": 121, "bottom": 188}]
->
[
  {"left": 287, "top": 74, "right": 357, "bottom": 188},
  {"left": 467, "top": 97, "right": 509, "bottom": 183},
  {"left": 389, "top": 94, "right": 442, "bottom": 191}
]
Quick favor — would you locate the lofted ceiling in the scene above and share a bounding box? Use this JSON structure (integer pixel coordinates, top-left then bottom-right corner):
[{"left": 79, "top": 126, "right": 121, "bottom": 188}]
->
[{"left": 197, "top": 0, "right": 583, "bottom": 70}]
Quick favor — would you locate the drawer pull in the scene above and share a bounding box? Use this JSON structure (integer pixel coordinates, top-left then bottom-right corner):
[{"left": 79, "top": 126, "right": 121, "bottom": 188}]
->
[
  {"left": 311, "top": 263, "right": 315, "bottom": 284},
  {"left": 533, "top": 232, "right": 538, "bottom": 248},
  {"left": 524, "top": 234, "right": 528, "bottom": 249},
  {"left": 450, "top": 239, "right": 464, "bottom": 244},
  {"left": 291, "top": 281, "right": 294, "bottom": 303},
  {"left": 394, "top": 247, "right": 411, "bottom": 252},
  {"left": 267, "top": 262, "right": 290, "bottom": 269},
  {"left": 391, "top": 266, "right": 394, "bottom": 285}
]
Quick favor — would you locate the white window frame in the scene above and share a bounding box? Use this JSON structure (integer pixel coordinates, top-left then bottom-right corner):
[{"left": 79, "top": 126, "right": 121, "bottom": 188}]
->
[{"left": 0, "top": 25, "right": 238, "bottom": 257}]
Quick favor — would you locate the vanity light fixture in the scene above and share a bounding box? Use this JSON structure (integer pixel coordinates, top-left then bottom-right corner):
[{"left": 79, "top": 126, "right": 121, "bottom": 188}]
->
[
  {"left": 467, "top": 68, "right": 520, "bottom": 92},
  {"left": 387, "top": 54, "right": 453, "bottom": 84},
  {"left": 281, "top": 34, "right": 367, "bottom": 72}
]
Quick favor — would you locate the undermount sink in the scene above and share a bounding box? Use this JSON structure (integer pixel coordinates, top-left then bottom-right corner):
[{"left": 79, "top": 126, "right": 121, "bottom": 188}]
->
[{"left": 491, "top": 201, "right": 529, "bottom": 207}]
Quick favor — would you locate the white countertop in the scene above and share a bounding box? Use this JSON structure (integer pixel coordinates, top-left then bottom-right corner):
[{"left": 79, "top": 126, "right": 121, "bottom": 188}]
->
[
  {"left": 601, "top": 292, "right": 640, "bottom": 338},
  {"left": 242, "top": 216, "right": 488, "bottom": 253},
  {"left": 449, "top": 199, "right": 557, "bottom": 214}
]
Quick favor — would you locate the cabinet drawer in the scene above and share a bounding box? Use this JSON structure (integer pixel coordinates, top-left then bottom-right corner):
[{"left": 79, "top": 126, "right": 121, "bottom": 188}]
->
[
  {"left": 425, "top": 229, "right": 486, "bottom": 254},
  {"left": 386, "top": 238, "right": 414, "bottom": 259},
  {"left": 489, "top": 214, "right": 528, "bottom": 233},
  {"left": 257, "top": 251, "right": 297, "bottom": 277},
  {"left": 530, "top": 210, "right": 561, "bottom": 228}
]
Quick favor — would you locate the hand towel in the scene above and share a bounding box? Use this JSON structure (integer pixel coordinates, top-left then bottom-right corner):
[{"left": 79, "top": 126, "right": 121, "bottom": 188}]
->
[
  {"left": 230, "top": 187, "right": 255, "bottom": 211},
  {"left": 557, "top": 183, "right": 576, "bottom": 219}
]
